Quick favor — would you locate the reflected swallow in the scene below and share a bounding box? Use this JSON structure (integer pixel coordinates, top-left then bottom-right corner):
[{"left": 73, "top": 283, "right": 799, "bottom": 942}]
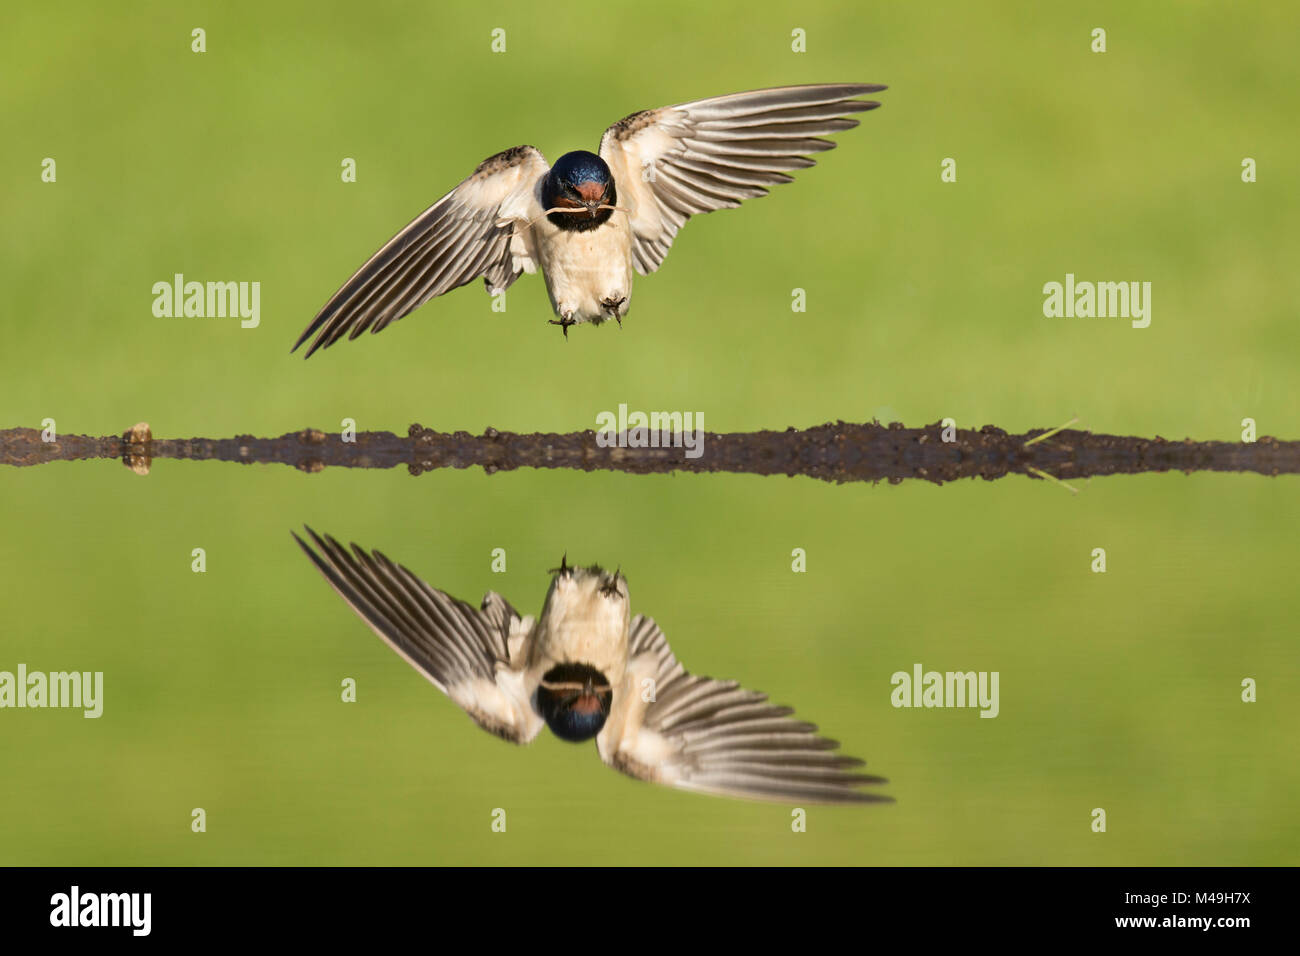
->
[
  {"left": 294, "top": 528, "right": 891, "bottom": 805},
  {"left": 292, "top": 83, "right": 885, "bottom": 354}
]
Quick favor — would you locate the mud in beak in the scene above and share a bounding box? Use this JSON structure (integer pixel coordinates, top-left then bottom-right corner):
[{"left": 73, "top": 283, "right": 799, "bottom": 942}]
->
[{"left": 575, "top": 181, "right": 606, "bottom": 216}]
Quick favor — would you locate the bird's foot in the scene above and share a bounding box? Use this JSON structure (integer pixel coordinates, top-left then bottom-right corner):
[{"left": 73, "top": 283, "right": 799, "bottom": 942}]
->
[
  {"left": 548, "top": 314, "right": 577, "bottom": 339},
  {"left": 600, "top": 296, "right": 626, "bottom": 327},
  {"left": 599, "top": 570, "right": 621, "bottom": 599}
]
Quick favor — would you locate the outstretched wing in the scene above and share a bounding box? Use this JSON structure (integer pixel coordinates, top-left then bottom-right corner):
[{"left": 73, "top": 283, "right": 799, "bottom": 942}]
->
[
  {"left": 293, "top": 527, "right": 543, "bottom": 744},
  {"left": 598, "top": 84, "right": 884, "bottom": 275},
  {"left": 293, "top": 145, "right": 548, "bottom": 358},
  {"left": 597, "top": 615, "right": 891, "bottom": 805}
]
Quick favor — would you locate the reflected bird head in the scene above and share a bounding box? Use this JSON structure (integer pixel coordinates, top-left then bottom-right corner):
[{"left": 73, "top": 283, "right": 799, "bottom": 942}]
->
[{"left": 536, "top": 662, "right": 613, "bottom": 742}]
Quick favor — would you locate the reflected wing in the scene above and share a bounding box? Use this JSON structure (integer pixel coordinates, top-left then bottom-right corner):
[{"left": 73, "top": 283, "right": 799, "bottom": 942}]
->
[
  {"left": 293, "top": 145, "right": 548, "bottom": 357},
  {"left": 597, "top": 615, "right": 890, "bottom": 805},
  {"left": 294, "top": 527, "right": 543, "bottom": 744},
  {"left": 598, "top": 84, "right": 884, "bottom": 275}
]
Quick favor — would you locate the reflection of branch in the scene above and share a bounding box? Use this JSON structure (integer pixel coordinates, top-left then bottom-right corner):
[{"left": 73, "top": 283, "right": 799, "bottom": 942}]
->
[{"left": 1, "top": 422, "right": 1295, "bottom": 485}]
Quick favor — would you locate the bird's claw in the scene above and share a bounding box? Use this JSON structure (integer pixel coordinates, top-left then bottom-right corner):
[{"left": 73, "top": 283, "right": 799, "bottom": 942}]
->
[
  {"left": 548, "top": 315, "right": 577, "bottom": 339},
  {"left": 601, "top": 296, "right": 626, "bottom": 327},
  {"left": 599, "top": 566, "right": 622, "bottom": 598}
]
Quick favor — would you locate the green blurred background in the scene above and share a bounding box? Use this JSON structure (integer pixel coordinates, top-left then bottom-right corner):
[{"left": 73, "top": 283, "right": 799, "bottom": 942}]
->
[{"left": 2, "top": 1, "right": 1297, "bottom": 865}]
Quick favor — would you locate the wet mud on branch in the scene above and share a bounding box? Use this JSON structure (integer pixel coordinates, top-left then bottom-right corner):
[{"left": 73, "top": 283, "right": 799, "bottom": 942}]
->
[{"left": 2, "top": 422, "right": 1294, "bottom": 486}]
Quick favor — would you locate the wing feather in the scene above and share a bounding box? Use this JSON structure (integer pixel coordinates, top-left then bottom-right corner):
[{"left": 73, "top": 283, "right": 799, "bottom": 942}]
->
[
  {"left": 293, "top": 145, "right": 548, "bottom": 358},
  {"left": 293, "top": 527, "right": 542, "bottom": 744},
  {"left": 599, "top": 83, "right": 884, "bottom": 274},
  {"left": 599, "top": 615, "right": 890, "bottom": 805}
]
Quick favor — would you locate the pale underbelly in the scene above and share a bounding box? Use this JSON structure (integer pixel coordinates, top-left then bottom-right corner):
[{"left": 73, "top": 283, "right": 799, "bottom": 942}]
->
[
  {"left": 534, "top": 623, "right": 630, "bottom": 687},
  {"left": 537, "top": 224, "right": 635, "bottom": 323}
]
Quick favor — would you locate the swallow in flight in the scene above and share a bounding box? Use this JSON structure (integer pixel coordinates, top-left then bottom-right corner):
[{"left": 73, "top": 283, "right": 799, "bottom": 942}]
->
[
  {"left": 294, "top": 528, "right": 891, "bottom": 805},
  {"left": 292, "top": 82, "right": 885, "bottom": 355}
]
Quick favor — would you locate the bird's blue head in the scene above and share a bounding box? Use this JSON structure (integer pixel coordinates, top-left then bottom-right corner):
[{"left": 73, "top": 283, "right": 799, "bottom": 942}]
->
[
  {"left": 536, "top": 662, "right": 613, "bottom": 742},
  {"left": 541, "top": 151, "right": 617, "bottom": 232}
]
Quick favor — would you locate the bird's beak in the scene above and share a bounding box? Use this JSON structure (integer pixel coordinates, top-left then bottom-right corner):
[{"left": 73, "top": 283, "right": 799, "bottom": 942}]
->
[{"left": 575, "top": 181, "right": 606, "bottom": 216}]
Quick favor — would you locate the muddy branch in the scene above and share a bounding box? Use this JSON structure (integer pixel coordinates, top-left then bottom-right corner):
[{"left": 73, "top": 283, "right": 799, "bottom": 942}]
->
[{"left": 1, "top": 422, "right": 1294, "bottom": 486}]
